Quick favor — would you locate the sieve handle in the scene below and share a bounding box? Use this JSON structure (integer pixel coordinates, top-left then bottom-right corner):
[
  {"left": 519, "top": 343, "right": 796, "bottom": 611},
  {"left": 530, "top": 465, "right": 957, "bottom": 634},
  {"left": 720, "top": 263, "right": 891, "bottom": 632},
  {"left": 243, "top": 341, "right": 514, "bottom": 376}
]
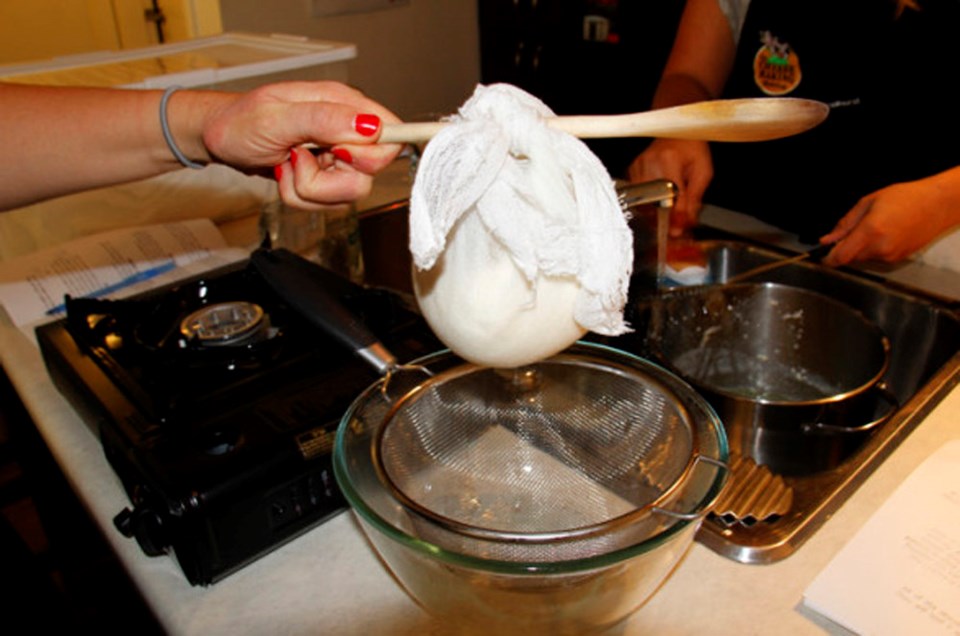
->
[
  {"left": 652, "top": 455, "right": 730, "bottom": 521},
  {"left": 250, "top": 248, "right": 398, "bottom": 375}
]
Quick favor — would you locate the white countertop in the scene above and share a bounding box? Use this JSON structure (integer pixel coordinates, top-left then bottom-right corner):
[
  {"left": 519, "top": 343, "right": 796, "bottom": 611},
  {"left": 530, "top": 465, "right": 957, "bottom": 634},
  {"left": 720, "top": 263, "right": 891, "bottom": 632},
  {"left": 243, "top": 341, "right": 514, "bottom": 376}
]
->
[{"left": 1, "top": 200, "right": 958, "bottom": 635}]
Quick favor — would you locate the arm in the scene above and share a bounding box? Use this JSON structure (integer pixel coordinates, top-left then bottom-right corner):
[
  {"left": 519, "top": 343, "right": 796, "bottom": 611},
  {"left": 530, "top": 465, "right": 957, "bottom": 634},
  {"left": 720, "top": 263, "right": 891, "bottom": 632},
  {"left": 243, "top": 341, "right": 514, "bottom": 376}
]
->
[
  {"left": 820, "top": 166, "right": 960, "bottom": 266},
  {"left": 650, "top": 0, "right": 737, "bottom": 109},
  {"left": 628, "top": 0, "right": 737, "bottom": 235},
  {"left": 0, "top": 81, "right": 402, "bottom": 212}
]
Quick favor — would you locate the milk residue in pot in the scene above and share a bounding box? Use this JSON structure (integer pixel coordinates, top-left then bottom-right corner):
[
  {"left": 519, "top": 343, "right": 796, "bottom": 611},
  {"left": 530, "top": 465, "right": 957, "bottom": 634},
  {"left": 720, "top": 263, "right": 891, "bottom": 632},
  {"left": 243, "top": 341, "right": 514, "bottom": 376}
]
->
[{"left": 673, "top": 346, "right": 839, "bottom": 402}]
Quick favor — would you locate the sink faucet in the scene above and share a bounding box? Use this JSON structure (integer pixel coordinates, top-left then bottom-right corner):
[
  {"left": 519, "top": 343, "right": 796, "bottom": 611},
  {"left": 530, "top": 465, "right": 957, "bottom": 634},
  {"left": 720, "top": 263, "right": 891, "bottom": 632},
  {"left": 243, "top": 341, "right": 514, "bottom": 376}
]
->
[{"left": 618, "top": 179, "right": 677, "bottom": 209}]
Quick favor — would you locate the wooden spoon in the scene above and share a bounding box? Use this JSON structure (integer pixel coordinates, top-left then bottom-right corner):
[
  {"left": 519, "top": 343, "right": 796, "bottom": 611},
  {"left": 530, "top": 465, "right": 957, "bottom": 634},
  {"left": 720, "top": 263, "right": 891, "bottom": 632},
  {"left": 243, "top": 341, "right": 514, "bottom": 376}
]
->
[{"left": 378, "top": 97, "right": 829, "bottom": 144}]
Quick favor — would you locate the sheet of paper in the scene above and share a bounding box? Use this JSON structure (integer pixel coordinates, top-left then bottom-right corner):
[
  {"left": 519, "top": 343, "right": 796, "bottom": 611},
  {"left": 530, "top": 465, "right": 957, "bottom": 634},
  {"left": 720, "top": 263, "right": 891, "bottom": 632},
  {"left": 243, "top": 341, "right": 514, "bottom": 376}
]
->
[
  {"left": 0, "top": 218, "right": 229, "bottom": 328},
  {"left": 803, "top": 440, "right": 960, "bottom": 635}
]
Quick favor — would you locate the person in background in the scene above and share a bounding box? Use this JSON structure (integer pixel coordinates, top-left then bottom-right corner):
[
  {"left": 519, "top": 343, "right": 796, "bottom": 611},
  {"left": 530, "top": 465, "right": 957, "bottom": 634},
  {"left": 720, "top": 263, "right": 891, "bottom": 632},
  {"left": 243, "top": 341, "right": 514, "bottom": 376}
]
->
[
  {"left": 629, "top": 0, "right": 960, "bottom": 267},
  {"left": 0, "top": 80, "right": 402, "bottom": 213}
]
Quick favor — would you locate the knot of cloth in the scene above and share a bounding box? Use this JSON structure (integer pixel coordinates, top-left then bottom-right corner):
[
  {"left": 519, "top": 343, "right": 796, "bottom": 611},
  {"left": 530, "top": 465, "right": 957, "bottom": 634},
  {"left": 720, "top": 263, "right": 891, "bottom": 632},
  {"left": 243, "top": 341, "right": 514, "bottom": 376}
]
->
[{"left": 409, "top": 83, "right": 633, "bottom": 340}]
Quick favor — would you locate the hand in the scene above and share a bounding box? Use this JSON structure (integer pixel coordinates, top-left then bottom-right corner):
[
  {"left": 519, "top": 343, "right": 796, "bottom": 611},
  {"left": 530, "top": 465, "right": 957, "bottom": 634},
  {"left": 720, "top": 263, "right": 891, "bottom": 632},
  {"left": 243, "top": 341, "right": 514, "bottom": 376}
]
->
[
  {"left": 200, "top": 81, "right": 403, "bottom": 208},
  {"left": 820, "top": 170, "right": 960, "bottom": 266},
  {"left": 628, "top": 138, "right": 714, "bottom": 237}
]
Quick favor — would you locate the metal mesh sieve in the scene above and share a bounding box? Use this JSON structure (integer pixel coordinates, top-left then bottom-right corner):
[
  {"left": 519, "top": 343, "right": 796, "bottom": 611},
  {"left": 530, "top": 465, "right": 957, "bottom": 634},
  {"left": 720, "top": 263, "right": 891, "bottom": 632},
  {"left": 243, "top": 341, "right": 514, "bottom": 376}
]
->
[{"left": 371, "top": 352, "right": 715, "bottom": 560}]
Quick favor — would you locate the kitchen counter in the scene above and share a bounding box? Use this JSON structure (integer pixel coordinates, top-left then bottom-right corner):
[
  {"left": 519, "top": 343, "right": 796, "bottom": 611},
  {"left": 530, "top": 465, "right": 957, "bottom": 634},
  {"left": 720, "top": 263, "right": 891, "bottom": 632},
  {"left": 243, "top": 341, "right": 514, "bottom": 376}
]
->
[{"left": 1, "top": 202, "right": 958, "bottom": 635}]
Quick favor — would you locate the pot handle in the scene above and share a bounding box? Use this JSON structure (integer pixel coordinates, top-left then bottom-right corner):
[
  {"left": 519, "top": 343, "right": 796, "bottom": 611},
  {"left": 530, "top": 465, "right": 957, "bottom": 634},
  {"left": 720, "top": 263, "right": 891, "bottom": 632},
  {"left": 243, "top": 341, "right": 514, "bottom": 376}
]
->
[
  {"left": 251, "top": 248, "right": 398, "bottom": 376},
  {"left": 800, "top": 382, "right": 899, "bottom": 435}
]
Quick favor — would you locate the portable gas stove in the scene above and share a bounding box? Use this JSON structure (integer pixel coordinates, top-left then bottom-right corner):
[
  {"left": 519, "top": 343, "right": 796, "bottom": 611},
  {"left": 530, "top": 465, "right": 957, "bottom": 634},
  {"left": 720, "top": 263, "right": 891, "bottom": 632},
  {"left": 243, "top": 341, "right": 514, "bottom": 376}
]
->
[{"left": 36, "top": 252, "right": 441, "bottom": 585}]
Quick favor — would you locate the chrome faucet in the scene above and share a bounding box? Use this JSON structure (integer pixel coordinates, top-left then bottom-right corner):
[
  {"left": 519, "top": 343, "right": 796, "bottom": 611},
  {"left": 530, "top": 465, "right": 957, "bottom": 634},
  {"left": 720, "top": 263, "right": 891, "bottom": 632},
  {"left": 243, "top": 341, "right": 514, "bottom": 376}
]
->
[{"left": 618, "top": 179, "right": 677, "bottom": 209}]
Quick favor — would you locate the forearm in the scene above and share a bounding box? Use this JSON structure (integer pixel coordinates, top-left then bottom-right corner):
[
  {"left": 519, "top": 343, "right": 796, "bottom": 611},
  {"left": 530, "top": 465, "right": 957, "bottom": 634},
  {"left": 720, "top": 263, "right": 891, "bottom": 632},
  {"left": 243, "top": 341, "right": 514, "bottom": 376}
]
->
[
  {"left": 651, "top": 75, "right": 719, "bottom": 110},
  {"left": 0, "top": 83, "right": 238, "bottom": 211},
  {"left": 650, "top": 0, "right": 736, "bottom": 109}
]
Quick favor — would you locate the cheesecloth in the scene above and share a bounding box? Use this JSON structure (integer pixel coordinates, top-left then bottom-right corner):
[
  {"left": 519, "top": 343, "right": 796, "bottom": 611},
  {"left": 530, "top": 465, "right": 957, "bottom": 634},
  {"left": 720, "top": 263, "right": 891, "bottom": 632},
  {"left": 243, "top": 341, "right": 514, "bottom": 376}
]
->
[{"left": 409, "top": 84, "right": 633, "bottom": 368}]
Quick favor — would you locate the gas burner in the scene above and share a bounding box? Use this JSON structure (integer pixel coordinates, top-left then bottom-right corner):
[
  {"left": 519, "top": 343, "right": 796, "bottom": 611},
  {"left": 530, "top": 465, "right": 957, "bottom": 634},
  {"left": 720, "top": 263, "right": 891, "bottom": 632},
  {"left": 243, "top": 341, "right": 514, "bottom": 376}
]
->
[
  {"left": 36, "top": 253, "right": 445, "bottom": 585},
  {"left": 179, "top": 301, "right": 270, "bottom": 347}
]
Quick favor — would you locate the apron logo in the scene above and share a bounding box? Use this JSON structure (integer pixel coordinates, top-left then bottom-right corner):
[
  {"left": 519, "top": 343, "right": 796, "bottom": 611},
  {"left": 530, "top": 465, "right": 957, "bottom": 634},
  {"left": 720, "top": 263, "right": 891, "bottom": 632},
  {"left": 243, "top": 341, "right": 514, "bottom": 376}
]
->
[{"left": 753, "top": 31, "right": 802, "bottom": 95}]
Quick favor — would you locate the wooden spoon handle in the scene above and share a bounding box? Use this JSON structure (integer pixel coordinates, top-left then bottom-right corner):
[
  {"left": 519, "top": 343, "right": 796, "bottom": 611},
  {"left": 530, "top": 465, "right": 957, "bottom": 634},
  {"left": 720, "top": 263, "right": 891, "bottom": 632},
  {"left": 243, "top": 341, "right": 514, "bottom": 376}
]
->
[{"left": 378, "top": 98, "right": 829, "bottom": 144}]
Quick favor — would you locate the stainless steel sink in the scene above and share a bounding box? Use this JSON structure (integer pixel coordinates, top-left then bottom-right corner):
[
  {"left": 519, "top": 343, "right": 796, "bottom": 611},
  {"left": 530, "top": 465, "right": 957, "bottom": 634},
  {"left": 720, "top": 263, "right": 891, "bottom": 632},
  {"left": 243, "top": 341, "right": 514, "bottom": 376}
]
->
[
  {"left": 357, "top": 201, "right": 960, "bottom": 565},
  {"left": 620, "top": 239, "right": 960, "bottom": 563}
]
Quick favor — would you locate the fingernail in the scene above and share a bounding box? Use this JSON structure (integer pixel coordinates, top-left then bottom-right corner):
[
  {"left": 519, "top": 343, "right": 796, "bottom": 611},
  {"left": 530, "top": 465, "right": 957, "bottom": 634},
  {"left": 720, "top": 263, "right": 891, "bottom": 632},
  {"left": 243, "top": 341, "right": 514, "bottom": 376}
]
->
[
  {"left": 331, "top": 147, "right": 353, "bottom": 164},
  {"left": 354, "top": 113, "right": 380, "bottom": 137},
  {"left": 273, "top": 165, "right": 283, "bottom": 181},
  {"left": 289, "top": 148, "right": 299, "bottom": 168}
]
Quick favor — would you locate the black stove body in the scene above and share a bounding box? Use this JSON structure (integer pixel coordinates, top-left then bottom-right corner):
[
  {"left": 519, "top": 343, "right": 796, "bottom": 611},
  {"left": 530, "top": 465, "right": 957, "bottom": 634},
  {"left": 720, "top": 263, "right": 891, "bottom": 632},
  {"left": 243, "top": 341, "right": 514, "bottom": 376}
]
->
[{"left": 36, "top": 254, "right": 439, "bottom": 585}]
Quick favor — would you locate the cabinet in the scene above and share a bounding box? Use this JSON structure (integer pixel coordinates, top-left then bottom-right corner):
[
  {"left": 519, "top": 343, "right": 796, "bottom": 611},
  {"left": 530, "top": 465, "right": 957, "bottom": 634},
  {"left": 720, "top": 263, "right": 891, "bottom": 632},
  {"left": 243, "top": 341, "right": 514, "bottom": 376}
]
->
[{"left": 477, "top": 0, "right": 684, "bottom": 177}]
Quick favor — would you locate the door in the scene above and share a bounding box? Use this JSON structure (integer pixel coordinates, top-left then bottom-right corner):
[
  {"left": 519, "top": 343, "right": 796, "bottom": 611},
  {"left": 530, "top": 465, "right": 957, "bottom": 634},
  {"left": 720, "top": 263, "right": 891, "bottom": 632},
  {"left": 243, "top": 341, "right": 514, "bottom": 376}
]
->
[{"left": 0, "top": 0, "right": 223, "bottom": 64}]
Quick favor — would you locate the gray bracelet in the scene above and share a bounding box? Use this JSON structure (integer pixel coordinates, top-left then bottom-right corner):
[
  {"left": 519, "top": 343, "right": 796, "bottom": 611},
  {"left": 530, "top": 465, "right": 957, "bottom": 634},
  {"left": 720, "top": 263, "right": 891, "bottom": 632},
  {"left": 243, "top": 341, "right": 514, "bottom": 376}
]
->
[{"left": 159, "top": 85, "right": 205, "bottom": 169}]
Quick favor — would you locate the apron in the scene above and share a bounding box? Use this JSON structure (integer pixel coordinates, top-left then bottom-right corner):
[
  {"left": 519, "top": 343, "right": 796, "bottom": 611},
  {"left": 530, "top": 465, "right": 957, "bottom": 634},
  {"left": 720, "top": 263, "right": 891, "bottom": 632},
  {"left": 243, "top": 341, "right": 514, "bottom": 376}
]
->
[{"left": 706, "top": 0, "right": 960, "bottom": 242}]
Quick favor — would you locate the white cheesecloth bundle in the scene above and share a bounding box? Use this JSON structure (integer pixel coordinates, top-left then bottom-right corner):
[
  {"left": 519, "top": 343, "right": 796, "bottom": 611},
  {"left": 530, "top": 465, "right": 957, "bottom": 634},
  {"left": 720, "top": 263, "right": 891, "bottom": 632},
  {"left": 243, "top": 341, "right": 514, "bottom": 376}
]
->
[{"left": 409, "top": 83, "right": 633, "bottom": 368}]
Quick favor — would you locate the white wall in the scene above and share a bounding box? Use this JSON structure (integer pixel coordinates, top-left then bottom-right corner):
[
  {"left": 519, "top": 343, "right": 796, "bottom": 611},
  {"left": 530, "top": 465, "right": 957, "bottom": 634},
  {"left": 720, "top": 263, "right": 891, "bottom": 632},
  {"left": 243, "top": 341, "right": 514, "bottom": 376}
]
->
[{"left": 219, "top": 0, "right": 481, "bottom": 120}]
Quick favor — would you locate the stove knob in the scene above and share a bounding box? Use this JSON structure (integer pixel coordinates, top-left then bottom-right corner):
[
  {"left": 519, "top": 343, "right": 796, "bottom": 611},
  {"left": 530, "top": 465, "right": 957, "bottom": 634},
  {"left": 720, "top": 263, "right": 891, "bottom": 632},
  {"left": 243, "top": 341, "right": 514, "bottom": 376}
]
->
[{"left": 114, "top": 506, "right": 168, "bottom": 556}]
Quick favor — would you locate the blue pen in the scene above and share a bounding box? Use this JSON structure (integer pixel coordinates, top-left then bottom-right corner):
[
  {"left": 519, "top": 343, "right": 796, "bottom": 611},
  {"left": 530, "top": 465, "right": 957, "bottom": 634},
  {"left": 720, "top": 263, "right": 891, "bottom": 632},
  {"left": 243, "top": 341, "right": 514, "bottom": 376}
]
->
[{"left": 45, "top": 260, "right": 177, "bottom": 316}]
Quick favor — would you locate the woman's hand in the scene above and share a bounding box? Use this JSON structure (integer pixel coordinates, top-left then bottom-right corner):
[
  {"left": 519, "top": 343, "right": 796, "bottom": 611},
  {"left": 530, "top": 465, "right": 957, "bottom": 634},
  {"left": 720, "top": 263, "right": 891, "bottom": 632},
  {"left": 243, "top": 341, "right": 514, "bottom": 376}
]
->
[
  {"left": 820, "top": 168, "right": 960, "bottom": 266},
  {"left": 0, "top": 81, "right": 403, "bottom": 211},
  {"left": 199, "top": 81, "right": 403, "bottom": 208},
  {"left": 628, "top": 138, "right": 714, "bottom": 236}
]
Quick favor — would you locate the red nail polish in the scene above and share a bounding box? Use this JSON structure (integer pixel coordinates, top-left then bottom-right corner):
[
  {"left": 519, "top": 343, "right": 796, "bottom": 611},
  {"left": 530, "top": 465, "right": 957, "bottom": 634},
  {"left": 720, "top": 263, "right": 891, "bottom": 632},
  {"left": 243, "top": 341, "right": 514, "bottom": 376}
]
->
[
  {"left": 354, "top": 113, "right": 380, "bottom": 137},
  {"left": 273, "top": 164, "right": 283, "bottom": 181},
  {"left": 289, "top": 149, "right": 299, "bottom": 168},
  {"left": 331, "top": 147, "right": 353, "bottom": 164}
]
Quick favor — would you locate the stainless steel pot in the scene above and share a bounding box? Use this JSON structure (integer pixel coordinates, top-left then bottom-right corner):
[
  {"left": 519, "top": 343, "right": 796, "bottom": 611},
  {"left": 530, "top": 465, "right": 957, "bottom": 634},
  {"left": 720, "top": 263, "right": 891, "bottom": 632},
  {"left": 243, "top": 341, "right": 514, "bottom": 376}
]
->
[{"left": 652, "top": 282, "right": 896, "bottom": 475}]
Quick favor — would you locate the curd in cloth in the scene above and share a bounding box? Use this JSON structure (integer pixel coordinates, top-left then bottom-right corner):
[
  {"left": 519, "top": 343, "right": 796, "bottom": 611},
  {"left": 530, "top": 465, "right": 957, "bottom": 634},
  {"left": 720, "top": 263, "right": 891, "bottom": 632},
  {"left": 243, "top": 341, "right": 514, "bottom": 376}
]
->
[{"left": 409, "top": 84, "right": 632, "bottom": 368}]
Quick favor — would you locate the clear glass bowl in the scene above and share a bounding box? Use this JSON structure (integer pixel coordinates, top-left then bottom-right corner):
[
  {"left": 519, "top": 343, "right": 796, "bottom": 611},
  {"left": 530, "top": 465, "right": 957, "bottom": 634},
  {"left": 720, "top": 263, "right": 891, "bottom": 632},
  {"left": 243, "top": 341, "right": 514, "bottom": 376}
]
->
[{"left": 334, "top": 342, "right": 728, "bottom": 634}]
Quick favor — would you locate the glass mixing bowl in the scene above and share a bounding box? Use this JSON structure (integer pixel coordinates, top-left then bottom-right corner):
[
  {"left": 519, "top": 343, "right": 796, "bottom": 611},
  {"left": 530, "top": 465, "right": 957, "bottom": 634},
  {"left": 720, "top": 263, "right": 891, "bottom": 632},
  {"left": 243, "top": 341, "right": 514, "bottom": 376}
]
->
[{"left": 333, "top": 342, "right": 728, "bottom": 635}]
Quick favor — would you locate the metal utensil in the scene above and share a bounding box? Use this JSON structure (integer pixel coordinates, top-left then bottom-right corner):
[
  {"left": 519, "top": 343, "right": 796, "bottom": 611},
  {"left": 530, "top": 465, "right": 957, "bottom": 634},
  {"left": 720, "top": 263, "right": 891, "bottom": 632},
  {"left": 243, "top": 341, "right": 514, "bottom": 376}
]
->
[
  {"left": 371, "top": 97, "right": 830, "bottom": 144},
  {"left": 722, "top": 243, "right": 833, "bottom": 285}
]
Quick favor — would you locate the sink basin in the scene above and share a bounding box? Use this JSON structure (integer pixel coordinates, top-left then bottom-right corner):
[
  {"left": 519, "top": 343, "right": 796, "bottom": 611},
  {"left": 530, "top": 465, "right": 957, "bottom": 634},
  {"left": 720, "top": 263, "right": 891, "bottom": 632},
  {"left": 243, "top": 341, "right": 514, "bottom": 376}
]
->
[
  {"left": 618, "top": 238, "right": 960, "bottom": 563},
  {"left": 357, "top": 201, "right": 960, "bottom": 564}
]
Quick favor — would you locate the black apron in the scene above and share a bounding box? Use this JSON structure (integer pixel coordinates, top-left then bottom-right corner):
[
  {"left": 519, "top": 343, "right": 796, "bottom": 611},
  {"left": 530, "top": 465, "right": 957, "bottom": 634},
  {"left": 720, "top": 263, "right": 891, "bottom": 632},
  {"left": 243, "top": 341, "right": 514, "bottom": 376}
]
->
[{"left": 706, "top": 0, "right": 960, "bottom": 242}]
